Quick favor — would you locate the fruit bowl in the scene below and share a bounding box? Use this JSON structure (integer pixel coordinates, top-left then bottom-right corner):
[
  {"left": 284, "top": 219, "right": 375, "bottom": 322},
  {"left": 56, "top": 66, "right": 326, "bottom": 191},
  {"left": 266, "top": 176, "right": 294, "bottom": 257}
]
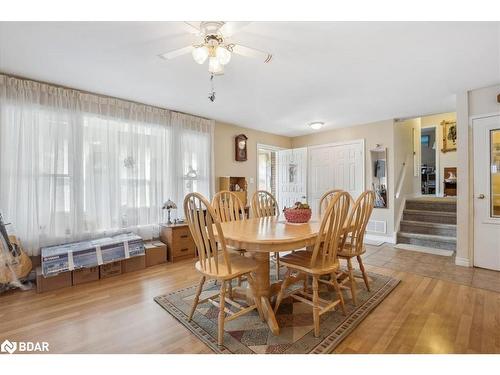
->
[{"left": 283, "top": 202, "right": 312, "bottom": 223}]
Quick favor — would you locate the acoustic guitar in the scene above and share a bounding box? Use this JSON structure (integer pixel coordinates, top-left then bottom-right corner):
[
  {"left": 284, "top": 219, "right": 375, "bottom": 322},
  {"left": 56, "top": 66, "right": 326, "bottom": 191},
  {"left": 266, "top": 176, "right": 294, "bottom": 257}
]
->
[{"left": 0, "top": 213, "right": 32, "bottom": 284}]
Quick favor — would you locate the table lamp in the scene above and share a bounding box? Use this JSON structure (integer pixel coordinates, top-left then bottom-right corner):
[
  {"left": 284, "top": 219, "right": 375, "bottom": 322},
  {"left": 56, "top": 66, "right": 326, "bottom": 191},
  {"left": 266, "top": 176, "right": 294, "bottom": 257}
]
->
[{"left": 163, "top": 199, "right": 177, "bottom": 224}]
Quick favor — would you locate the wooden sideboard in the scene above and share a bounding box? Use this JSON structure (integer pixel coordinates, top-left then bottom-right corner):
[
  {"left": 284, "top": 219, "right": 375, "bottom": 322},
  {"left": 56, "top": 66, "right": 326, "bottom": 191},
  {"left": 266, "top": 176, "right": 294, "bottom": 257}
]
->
[{"left": 160, "top": 223, "right": 196, "bottom": 263}]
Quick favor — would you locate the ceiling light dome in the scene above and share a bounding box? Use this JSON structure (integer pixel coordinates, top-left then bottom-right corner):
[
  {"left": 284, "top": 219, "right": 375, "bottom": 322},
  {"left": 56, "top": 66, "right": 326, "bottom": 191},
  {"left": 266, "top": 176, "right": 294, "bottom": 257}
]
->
[
  {"left": 216, "top": 46, "right": 232, "bottom": 65},
  {"left": 192, "top": 46, "right": 209, "bottom": 64},
  {"left": 309, "top": 122, "right": 324, "bottom": 130}
]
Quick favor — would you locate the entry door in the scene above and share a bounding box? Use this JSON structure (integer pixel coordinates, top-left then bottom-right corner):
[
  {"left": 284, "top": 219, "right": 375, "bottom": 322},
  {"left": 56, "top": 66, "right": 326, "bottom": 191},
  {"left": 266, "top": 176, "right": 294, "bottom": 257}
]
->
[
  {"left": 277, "top": 148, "right": 307, "bottom": 210},
  {"left": 309, "top": 141, "right": 364, "bottom": 214},
  {"left": 473, "top": 115, "right": 500, "bottom": 271}
]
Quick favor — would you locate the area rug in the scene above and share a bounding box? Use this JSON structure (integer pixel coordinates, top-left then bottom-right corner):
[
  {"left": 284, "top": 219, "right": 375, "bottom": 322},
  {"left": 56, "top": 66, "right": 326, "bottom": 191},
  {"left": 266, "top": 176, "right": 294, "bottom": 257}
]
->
[{"left": 154, "top": 270, "right": 400, "bottom": 354}]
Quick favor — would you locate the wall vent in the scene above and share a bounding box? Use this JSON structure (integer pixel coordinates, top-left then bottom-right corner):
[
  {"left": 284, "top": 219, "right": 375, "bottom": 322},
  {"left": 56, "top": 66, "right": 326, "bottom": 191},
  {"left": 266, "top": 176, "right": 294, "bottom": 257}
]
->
[{"left": 366, "top": 220, "right": 387, "bottom": 234}]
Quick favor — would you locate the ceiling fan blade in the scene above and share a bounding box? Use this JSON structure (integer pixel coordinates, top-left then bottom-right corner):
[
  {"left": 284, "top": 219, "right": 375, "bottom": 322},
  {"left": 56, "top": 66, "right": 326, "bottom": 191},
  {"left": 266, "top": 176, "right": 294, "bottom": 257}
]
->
[
  {"left": 158, "top": 45, "right": 194, "bottom": 60},
  {"left": 231, "top": 44, "right": 272, "bottom": 63},
  {"left": 184, "top": 22, "right": 203, "bottom": 35},
  {"left": 219, "top": 22, "right": 252, "bottom": 37}
]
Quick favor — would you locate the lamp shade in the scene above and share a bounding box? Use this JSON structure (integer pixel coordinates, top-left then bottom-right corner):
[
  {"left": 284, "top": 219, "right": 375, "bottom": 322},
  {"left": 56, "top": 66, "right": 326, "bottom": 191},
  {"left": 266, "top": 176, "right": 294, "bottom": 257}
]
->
[
  {"left": 192, "top": 46, "right": 209, "bottom": 64},
  {"left": 163, "top": 199, "right": 177, "bottom": 210},
  {"left": 216, "top": 46, "right": 232, "bottom": 65},
  {"left": 208, "top": 57, "right": 224, "bottom": 75}
]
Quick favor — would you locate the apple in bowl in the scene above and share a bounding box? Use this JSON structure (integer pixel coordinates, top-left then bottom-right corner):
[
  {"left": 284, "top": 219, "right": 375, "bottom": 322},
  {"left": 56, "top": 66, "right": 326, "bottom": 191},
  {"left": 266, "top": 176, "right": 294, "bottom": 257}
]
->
[{"left": 283, "top": 202, "right": 312, "bottom": 223}]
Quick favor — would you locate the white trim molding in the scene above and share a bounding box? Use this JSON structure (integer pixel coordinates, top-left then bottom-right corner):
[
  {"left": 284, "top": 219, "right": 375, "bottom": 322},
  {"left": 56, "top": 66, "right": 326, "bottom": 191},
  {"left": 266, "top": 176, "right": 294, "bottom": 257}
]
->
[
  {"left": 365, "top": 233, "right": 396, "bottom": 245},
  {"left": 455, "top": 256, "right": 472, "bottom": 268}
]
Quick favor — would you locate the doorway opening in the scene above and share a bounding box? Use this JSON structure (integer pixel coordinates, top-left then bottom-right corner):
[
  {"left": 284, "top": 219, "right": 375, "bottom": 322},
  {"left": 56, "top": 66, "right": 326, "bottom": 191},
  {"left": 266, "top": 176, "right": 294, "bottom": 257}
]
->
[
  {"left": 420, "top": 127, "right": 437, "bottom": 195},
  {"left": 257, "top": 144, "right": 279, "bottom": 199}
]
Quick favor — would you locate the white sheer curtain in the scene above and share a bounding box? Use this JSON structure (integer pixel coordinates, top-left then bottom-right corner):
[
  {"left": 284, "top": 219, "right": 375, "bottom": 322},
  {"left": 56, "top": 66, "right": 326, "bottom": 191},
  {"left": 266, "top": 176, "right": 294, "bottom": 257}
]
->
[
  {"left": 171, "top": 112, "right": 215, "bottom": 208},
  {"left": 0, "top": 75, "right": 214, "bottom": 255}
]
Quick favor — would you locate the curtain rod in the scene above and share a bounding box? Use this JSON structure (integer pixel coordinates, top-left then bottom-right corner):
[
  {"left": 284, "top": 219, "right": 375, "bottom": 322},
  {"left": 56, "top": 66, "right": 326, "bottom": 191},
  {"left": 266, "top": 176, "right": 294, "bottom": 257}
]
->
[{"left": 0, "top": 71, "right": 213, "bottom": 122}]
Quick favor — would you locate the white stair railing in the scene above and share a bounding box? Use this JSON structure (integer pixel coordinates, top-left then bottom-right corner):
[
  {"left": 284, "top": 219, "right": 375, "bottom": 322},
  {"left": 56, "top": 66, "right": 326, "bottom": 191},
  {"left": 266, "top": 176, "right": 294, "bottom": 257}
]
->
[{"left": 395, "top": 158, "right": 408, "bottom": 199}]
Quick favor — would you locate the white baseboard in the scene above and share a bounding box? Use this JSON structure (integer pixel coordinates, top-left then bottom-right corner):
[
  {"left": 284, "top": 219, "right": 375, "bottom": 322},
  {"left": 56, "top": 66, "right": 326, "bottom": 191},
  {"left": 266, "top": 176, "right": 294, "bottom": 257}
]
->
[
  {"left": 455, "top": 256, "right": 472, "bottom": 267},
  {"left": 365, "top": 233, "right": 396, "bottom": 245}
]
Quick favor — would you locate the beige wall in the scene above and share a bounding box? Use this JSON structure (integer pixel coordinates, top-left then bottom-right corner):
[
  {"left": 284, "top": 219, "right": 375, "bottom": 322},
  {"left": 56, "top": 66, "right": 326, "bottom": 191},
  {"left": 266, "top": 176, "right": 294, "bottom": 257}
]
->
[
  {"left": 214, "top": 122, "right": 292, "bottom": 200},
  {"left": 393, "top": 118, "right": 421, "bottom": 229},
  {"left": 292, "top": 120, "right": 396, "bottom": 239},
  {"left": 468, "top": 84, "right": 500, "bottom": 116},
  {"left": 420, "top": 112, "right": 458, "bottom": 195},
  {"left": 456, "top": 84, "right": 500, "bottom": 267}
]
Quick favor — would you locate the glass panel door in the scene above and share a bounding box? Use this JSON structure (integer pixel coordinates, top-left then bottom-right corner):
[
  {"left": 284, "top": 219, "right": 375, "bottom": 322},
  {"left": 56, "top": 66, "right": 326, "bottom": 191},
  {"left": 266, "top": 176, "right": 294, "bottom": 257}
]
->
[{"left": 491, "top": 129, "right": 500, "bottom": 217}]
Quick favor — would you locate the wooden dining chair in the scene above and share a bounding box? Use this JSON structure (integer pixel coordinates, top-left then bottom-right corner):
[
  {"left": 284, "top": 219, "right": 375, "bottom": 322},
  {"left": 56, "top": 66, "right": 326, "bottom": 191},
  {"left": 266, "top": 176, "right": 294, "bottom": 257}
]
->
[
  {"left": 318, "top": 189, "right": 344, "bottom": 215},
  {"left": 212, "top": 190, "right": 247, "bottom": 224},
  {"left": 273, "top": 191, "right": 351, "bottom": 337},
  {"left": 251, "top": 190, "right": 281, "bottom": 279},
  {"left": 184, "top": 192, "right": 263, "bottom": 346},
  {"left": 212, "top": 190, "right": 247, "bottom": 285},
  {"left": 337, "top": 190, "right": 375, "bottom": 306},
  {"left": 252, "top": 190, "right": 280, "bottom": 218}
]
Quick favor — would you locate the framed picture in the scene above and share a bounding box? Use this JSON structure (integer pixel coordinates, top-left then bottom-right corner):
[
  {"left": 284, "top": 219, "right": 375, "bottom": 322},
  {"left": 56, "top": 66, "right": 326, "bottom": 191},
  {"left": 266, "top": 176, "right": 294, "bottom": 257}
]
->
[{"left": 441, "top": 120, "right": 457, "bottom": 153}]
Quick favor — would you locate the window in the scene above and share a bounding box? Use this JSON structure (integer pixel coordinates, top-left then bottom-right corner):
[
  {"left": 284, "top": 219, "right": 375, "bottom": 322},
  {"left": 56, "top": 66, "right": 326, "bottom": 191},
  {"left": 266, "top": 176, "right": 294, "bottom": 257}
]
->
[{"left": 0, "top": 75, "right": 214, "bottom": 255}]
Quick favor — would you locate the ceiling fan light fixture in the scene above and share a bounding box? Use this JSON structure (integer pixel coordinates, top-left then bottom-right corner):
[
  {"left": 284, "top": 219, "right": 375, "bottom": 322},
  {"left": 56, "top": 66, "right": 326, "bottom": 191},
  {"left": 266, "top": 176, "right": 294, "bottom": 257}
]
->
[
  {"left": 208, "top": 57, "right": 224, "bottom": 75},
  {"left": 216, "top": 46, "right": 232, "bottom": 65},
  {"left": 192, "top": 46, "right": 209, "bottom": 64},
  {"left": 309, "top": 122, "right": 324, "bottom": 130}
]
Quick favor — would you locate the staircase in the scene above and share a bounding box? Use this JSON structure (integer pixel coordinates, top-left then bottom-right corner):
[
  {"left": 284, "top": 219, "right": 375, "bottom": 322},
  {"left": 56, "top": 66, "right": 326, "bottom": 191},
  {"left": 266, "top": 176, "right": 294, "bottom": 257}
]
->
[{"left": 397, "top": 197, "right": 457, "bottom": 252}]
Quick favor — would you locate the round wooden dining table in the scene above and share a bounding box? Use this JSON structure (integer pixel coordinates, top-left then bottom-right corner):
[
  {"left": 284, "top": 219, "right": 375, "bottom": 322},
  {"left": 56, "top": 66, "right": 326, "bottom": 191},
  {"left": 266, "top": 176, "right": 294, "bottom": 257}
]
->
[{"left": 215, "top": 216, "right": 323, "bottom": 335}]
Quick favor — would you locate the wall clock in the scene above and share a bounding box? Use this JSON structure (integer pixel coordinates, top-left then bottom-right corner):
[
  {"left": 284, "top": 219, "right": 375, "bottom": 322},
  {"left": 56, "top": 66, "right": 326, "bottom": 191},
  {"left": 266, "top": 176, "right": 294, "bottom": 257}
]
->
[{"left": 235, "top": 134, "right": 248, "bottom": 161}]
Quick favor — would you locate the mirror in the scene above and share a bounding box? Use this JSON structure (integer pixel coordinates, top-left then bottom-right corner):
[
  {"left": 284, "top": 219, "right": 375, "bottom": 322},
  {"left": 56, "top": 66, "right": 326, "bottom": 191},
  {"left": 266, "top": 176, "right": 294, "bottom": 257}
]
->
[{"left": 370, "top": 146, "right": 388, "bottom": 208}]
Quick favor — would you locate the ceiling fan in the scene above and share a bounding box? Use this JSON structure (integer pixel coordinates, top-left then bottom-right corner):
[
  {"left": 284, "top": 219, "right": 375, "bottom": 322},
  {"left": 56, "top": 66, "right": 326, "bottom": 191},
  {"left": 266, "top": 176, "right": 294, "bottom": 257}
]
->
[{"left": 158, "top": 21, "right": 273, "bottom": 76}]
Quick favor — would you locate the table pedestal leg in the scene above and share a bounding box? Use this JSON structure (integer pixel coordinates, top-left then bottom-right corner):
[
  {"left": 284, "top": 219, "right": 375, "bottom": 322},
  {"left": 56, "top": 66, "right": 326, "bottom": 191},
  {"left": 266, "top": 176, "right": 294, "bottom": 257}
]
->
[{"left": 251, "top": 252, "right": 280, "bottom": 335}]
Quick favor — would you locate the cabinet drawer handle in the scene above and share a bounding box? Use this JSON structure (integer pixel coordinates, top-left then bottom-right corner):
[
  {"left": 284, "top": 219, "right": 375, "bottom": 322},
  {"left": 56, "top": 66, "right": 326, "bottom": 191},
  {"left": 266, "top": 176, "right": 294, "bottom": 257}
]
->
[
  {"left": 180, "top": 234, "right": 188, "bottom": 238},
  {"left": 180, "top": 248, "right": 188, "bottom": 252}
]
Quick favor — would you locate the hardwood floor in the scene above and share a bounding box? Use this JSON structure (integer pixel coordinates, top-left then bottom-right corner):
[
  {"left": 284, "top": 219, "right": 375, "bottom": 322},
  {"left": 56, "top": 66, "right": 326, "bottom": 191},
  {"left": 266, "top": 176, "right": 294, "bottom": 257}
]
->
[{"left": 1, "top": 246, "right": 499, "bottom": 354}]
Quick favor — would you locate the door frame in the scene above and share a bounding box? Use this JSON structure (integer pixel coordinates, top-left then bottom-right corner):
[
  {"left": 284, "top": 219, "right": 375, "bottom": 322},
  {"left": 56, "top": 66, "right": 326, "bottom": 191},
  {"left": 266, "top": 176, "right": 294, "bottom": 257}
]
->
[
  {"left": 470, "top": 112, "right": 500, "bottom": 267},
  {"left": 256, "top": 143, "right": 287, "bottom": 201},
  {"left": 306, "top": 139, "right": 366, "bottom": 206},
  {"left": 420, "top": 125, "right": 440, "bottom": 196}
]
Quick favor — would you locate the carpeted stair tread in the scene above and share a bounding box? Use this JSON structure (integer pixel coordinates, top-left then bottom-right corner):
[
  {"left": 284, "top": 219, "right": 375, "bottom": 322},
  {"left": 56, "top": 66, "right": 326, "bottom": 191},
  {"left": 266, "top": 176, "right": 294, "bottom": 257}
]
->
[
  {"left": 397, "top": 232, "right": 456, "bottom": 251},
  {"left": 397, "top": 231, "right": 457, "bottom": 243},
  {"left": 400, "top": 220, "right": 456, "bottom": 228},
  {"left": 405, "top": 198, "right": 457, "bottom": 212},
  {"left": 402, "top": 209, "right": 457, "bottom": 224},
  {"left": 403, "top": 209, "right": 456, "bottom": 217},
  {"left": 400, "top": 220, "right": 456, "bottom": 236}
]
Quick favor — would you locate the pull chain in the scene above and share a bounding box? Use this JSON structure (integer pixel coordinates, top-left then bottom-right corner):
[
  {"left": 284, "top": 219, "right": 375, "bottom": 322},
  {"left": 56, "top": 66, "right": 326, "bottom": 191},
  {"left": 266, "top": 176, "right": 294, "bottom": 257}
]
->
[{"left": 208, "top": 74, "right": 216, "bottom": 102}]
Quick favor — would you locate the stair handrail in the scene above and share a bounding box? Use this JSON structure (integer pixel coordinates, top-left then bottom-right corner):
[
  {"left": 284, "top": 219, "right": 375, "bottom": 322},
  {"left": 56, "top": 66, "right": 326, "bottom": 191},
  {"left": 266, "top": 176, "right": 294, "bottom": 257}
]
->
[{"left": 395, "top": 158, "right": 408, "bottom": 199}]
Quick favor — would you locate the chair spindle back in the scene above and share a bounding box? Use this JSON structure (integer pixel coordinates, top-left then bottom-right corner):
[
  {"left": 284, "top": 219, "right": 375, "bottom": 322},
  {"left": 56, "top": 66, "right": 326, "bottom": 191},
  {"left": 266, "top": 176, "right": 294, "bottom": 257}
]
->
[
  {"left": 318, "top": 189, "right": 345, "bottom": 215},
  {"left": 212, "top": 191, "right": 246, "bottom": 223},
  {"left": 310, "top": 191, "right": 351, "bottom": 269},
  {"left": 184, "top": 192, "right": 231, "bottom": 275},
  {"left": 343, "top": 191, "right": 375, "bottom": 255},
  {"left": 251, "top": 190, "right": 279, "bottom": 218}
]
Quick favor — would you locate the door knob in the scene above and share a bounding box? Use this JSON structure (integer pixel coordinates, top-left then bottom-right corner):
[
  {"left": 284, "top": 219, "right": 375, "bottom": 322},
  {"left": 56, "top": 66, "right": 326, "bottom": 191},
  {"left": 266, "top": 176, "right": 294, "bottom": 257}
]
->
[{"left": 478, "top": 194, "right": 485, "bottom": 199}]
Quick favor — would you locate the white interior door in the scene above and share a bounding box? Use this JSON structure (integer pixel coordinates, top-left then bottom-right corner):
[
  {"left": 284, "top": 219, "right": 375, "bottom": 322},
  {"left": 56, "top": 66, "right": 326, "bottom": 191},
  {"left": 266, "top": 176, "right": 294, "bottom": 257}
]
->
[
  {"left": 308, "top": 140, "right": 364, "bottom": 214},
  {"left": 277, "top": 148, "right": 307, "bottom": 210},
  {"left": 473, "top": 115, "right": 500, "bottom": 271}
]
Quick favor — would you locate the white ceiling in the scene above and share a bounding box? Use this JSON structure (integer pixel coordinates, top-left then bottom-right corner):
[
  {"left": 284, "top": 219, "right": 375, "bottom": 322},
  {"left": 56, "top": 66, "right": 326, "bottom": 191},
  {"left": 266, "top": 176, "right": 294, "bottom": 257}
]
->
[{"left": 0, "top": 22, "right": 499, "bottom": 136}]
